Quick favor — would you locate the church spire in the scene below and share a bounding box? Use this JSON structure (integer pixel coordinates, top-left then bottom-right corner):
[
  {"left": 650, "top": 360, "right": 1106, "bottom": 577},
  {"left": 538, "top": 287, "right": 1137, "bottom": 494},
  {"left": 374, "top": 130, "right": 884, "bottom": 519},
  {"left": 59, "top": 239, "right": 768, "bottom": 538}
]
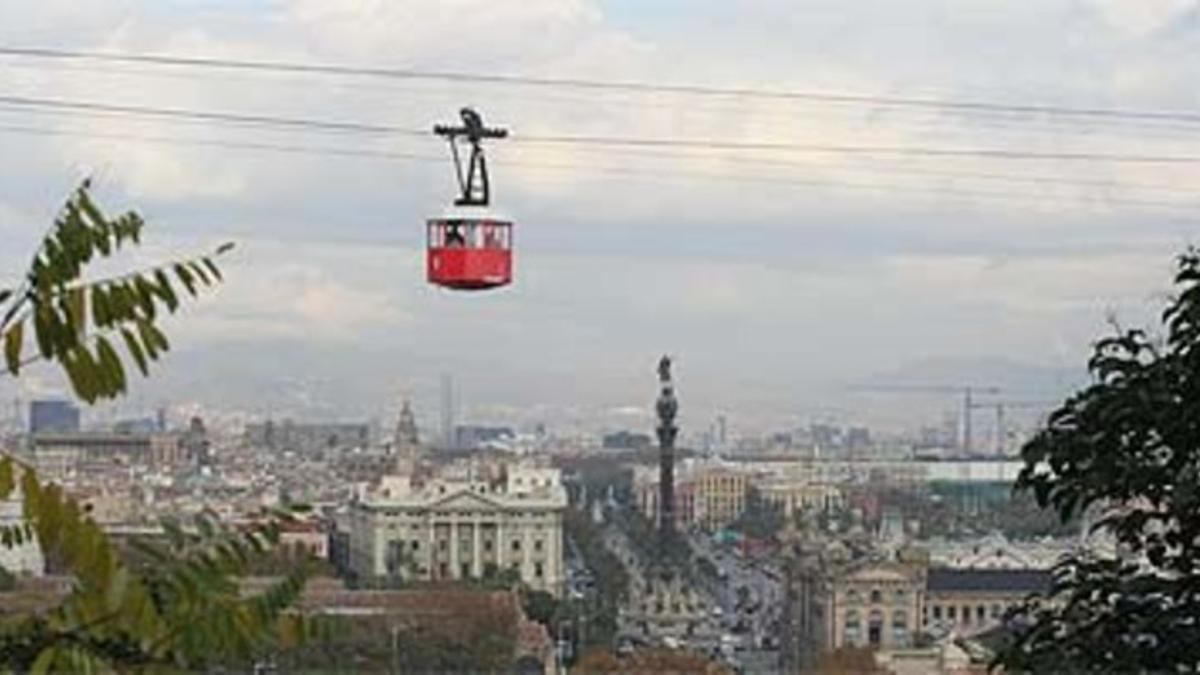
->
[{"left": 393, "top": 400, "right": 421, "bottom": 477}]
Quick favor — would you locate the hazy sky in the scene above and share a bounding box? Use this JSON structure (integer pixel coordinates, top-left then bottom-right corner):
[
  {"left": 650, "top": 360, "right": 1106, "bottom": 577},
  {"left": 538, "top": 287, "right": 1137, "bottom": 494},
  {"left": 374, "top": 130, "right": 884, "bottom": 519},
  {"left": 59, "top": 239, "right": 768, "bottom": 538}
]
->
[{"left": 1, "top": 0, "right": 1198, "bottom": 435}]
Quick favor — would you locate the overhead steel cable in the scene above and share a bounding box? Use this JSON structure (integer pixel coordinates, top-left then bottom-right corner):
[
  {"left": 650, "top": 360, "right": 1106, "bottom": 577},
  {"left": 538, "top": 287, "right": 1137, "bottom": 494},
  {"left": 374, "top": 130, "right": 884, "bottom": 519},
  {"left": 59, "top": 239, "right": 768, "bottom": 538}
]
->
[
  {"left": 3, "top": 95, "right": 1200, "bottom": 165},
  {"left": 9, "top": 120, "right": 1190, "bottom": 198},
  {"left": 496, "top": 144, "right": 1200, "bottom": 197},
  {"left": 0, "top": 123, "right": 444, "bottom": 162},
  {"left": 3, "top": 45, "right": 1200, "bottom": 127},
  {"left": 10, "top": 58, "right": 1200, "bottom": 142},
  {"left": 0, "top": 94, "right": 427, "bottom": 137},
  {"left": 2, "top": 123, "right": 1195, "bottom": 215},
  {"left": 514, "top": 132, "right": 1200, "bottom": 164}
]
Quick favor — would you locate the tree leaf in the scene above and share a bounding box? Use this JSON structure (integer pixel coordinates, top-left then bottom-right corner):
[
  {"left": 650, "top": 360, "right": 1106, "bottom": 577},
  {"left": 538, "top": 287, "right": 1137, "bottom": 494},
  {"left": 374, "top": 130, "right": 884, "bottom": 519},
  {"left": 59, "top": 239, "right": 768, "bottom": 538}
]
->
[
  {"left": 174, "top": 264, "right": 196, "bottom": 297},
  {"left": 120, "top": 328, "right": 148, "bottom": 377},
  {"left": 202, "top": 257, "right": 222, "bottom": 282},
  {"left": 96, "top": 336, "right": 126, "bottom": 394},
  {"left": 0, "top": 458, "right": 13, "bottom": 499},
  {"left": 135, "top": 320, "right": 158, "bottom": 361},
  {"left": 65, "top": 286, "right": 86, "bottom": 337},
  {"left": 4, "top": 321, "right": 22, "bottom": 375},
  {"left": 91, "top": 286, "right": 110, "bottom": 328},
  {"left": 133, "top": 275, "right": 157, "bottom": 321},
  {"left": 32, "top": 303, "right": 55, "bottom": 359},
  {"left": 153, "top": 269, "right": 179, "bottom": 313},
  {"left": 188, "top": 261, "right": 210, "bottom": 286}
]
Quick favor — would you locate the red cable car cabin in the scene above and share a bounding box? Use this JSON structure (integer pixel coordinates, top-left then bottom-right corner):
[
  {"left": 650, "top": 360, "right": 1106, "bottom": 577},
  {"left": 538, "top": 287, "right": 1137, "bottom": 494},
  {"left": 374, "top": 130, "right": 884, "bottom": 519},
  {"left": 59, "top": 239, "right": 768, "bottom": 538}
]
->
[{"left": 427, "top": 210, "right": 513, "bottom": 290}]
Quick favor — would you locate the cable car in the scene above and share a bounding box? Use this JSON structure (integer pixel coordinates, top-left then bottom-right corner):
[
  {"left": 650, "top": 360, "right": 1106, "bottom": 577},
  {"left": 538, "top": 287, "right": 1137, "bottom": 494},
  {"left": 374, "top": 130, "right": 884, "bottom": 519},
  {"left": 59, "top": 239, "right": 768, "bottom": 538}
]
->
[{"left": 427, "top": 108, "right": 513, "bottom": 291}]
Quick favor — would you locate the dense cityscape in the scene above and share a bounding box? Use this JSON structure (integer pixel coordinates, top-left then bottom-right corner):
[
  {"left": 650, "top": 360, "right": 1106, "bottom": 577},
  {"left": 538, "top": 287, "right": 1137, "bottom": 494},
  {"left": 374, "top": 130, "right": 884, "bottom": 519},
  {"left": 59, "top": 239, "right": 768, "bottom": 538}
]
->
[{"left": 1, "top": 357, "right": 1092, "bottom": 672}]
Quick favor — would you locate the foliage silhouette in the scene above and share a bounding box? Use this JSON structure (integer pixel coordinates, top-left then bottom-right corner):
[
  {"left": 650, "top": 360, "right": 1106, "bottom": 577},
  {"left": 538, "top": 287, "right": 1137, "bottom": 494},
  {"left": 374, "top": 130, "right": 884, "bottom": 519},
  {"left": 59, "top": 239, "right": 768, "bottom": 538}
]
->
[
  {"left": 996, "top": 249, "right": 1200, "bottom": 671},
  {"left": 0, "top": 184, "right": 316, "bottom": 672}
]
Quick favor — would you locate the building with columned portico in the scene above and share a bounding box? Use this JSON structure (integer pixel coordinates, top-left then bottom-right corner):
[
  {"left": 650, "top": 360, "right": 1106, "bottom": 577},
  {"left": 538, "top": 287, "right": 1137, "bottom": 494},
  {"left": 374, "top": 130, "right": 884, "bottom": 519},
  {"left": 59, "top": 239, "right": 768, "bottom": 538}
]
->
[{"left": 346, "top": 464, "right": 567, "bottom": 597}]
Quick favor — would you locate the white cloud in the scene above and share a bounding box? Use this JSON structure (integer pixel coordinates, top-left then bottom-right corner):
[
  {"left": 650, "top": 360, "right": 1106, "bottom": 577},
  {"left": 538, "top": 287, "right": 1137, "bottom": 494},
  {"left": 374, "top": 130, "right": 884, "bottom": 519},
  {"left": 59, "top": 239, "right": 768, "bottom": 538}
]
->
[{"left": 1084, "top": 0, "right": 1196, "bottom": 37}]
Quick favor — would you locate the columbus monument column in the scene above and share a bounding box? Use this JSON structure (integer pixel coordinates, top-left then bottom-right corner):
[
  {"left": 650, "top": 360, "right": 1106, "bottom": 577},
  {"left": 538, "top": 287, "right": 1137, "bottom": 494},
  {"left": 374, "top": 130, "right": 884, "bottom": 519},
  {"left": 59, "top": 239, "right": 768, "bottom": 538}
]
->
[{"left": 656, "top": 355, "right": 679, "bottom": 550}]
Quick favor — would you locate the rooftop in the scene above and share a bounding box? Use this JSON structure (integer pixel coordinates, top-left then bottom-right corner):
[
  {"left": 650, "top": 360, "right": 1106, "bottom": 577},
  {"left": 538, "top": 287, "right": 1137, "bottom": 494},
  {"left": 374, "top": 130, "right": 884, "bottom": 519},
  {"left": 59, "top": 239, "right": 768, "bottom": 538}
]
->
[{"left": 927, "top": 568, "right": 1052, "bottom": 594}]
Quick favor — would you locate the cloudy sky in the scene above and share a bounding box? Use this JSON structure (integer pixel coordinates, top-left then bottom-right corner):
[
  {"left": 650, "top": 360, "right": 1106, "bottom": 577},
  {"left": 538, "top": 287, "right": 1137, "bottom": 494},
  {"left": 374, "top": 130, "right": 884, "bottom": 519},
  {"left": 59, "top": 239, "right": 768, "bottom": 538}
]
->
[{"left": 1, "top": 0, "right": 1198, "bottom": 436}]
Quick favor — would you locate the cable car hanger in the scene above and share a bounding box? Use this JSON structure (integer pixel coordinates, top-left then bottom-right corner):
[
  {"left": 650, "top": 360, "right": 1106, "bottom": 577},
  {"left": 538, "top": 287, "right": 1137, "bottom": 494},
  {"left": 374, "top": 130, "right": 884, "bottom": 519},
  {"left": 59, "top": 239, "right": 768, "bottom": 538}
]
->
[{"left": 434, "top": 107, "right": 508, "bottom": 207}]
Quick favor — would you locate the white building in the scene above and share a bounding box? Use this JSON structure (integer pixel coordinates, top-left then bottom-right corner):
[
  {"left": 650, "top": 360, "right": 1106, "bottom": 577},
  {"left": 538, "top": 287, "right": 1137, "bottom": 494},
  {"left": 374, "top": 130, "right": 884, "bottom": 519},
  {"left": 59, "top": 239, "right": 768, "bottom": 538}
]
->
[{"left": 347, "top": 464, "right": 567, "bottom": 597}]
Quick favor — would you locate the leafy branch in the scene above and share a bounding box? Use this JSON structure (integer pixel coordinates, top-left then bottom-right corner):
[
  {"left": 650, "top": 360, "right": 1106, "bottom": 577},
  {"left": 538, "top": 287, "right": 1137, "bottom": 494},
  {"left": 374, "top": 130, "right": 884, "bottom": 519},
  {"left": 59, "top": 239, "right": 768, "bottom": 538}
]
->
[
  {"left": 0, "top": 456, "right": 318, "bottom": 672},
  {"left": 0, "top": 181, "right": 233, "bottom": 403}
]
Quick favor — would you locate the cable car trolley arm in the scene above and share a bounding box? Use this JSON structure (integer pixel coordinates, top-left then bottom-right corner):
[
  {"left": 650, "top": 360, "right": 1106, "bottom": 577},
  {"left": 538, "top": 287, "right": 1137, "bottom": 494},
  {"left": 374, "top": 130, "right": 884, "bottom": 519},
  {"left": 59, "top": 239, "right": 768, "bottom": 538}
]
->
[{"left": 434, "top": 107, "right": 508, "bottom": 207}]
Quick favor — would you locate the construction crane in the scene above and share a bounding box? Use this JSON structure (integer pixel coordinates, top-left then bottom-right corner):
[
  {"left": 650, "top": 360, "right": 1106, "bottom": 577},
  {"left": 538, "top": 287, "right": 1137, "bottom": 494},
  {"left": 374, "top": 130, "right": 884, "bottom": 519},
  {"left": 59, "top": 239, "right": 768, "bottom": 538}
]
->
[
  {"left": 965, "top": 399, "right": 1056, "bottom": 455},
  {"left": 847, "top": 383, "right": 1004, "bottom": 455}
]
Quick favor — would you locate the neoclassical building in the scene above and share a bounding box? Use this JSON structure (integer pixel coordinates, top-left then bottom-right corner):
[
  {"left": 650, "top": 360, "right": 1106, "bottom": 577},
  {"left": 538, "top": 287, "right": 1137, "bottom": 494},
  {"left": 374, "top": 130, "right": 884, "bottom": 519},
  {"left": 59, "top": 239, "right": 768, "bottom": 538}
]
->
[
  {"left": 786, "top": 539, "right": 928, "bottom": 668},
  {"left": 346, "top": 464, "right": 567, "bottom": 597},
  {"left": 785, "top": 535, "right": 1053, "bottom": 669}
]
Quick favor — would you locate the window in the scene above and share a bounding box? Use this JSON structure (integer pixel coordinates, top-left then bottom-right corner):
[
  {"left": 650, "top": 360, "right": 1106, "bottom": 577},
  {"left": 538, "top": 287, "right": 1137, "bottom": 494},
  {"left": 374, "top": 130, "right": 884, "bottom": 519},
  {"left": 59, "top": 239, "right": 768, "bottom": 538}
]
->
[
  {"left": 991, "top": 604, "right": 1003, "bottom": 619},
  {"left": 845, "top": 589, "right": 862, "bottom": 605},
  {"left": 894, "top": 588, "right": 907, "bottom": 604},
  {"left": 947, "top": 606, "right": 957, "bottom": 620},
  {"left": 932, "top": 605, "right": 943, "bottom": 621},
  {"left": 484, "top": 540, "right": 493, "bottom": 552},
  {"left": 534, "top": 539, "right": 544, "bottom": 552},
  {"left": 439, "top": 539, "right": 448, "bottom": 552},
  {"left": 386, "top": 541, "right": 405, "bottom": 575},
  {"left": 892, "top": 610, "right": 908, "bottom": 647},
  {"left": 461, "top": 562, "right": 471, "bottom": 578},
  {"left": 977, "top": 605, "right": 987, "bottom": 622},
  {"left": 843, "top": 610, "right": 862, "bottom": 647},
  {"left": 411, "top": 540, "right": 420, "bottom": 551},
  {"left": 512, "top": 540, "right": 521, "bottom": 552},
  {"left": 962, "top": 605, "right": 971, "bottom": 626},
  {"left": 534, "top": 562, "right": 544, "bottom": 579},
  {"left": 870, "top": 589, "right": 882, "bottom": 604}
]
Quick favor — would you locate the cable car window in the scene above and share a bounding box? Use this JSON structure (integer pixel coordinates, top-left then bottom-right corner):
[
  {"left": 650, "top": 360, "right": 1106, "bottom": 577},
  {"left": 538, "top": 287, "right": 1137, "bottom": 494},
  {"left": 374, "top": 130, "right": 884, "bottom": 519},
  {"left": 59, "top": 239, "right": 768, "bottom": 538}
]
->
[
  {"left": 445, "top": 221, "right": 467, "bottom": 248},
  {"left": 483, "top": 223, "right": 506, "bottom": 249}
]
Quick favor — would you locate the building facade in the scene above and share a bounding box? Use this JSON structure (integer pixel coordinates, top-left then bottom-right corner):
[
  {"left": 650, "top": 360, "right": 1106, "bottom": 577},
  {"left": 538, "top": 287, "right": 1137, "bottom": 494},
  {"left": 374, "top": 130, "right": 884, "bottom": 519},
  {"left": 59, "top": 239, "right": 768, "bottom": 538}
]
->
[
  {"left": 786, "top": 540, "right": 1052, "bottom": 669},
  {"left": 923, "top": 568, "right": 1050, "bottom": 636},
  {"left": 347, "top": 465, "right": 567, "bottom": 597},
  {"left": 29, "top": 432, "right": 184, "bottom": 479},
  {"left": 633, "top": 459, "right": 751, "bottom": 532},
  {"left": 245, "top": 420, "right": 371, "bottom": 454},
  {"left": 758, "top": 479, "right": 844, "bottom": 516},
  {"left": 790, "top": 551, "right": 926, "bottom": 660},
  {"left": 690, "top": 464, "right": 749, "bottom": 531},
  {"left": 29, "top": 400, "right": 79, "bottom": 435}
]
